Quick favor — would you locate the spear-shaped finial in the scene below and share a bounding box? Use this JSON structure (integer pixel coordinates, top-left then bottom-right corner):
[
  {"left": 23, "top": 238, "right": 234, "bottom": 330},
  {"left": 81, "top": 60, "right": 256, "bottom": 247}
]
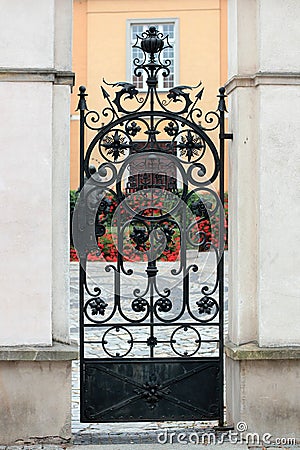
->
[
  {"left": 195, "top": 87, "right": 204, "bottom": 100},
  {"left": 100, "top": 83, "right": 119, "bottom": 119},
  {"left": 217, "top": 86, "right": 227, "bottom": 112},
  {"left": 101, "top": 86, "right": 110, "bottom": 100},
  {"left": 76, "top": 85, "right": 88, "bottom": 111},
  {"left": 185, "top": 83, "right": 204, "bottom": 120}
]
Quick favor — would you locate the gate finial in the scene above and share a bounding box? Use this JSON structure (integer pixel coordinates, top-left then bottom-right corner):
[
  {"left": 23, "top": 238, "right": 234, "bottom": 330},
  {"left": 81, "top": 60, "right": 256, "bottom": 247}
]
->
[
  {"left": 140, "top": 26, "right": 164, "bottom": 62},
  {"left": 217, "top": 86, "right": 227, "bottom": 113},
  {"left": 77, "top": 85, "right": 88, "bottom": 111}
]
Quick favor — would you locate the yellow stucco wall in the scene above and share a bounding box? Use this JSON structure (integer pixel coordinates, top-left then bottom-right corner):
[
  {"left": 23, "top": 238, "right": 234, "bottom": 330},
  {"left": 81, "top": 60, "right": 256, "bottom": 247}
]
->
[{"left": 70, "top": 0, "right": 228, "bottom": 190}]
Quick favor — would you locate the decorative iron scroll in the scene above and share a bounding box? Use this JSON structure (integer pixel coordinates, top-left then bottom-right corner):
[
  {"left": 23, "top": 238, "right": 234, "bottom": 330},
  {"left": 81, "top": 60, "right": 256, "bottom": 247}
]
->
[{"left": 74, "top": 25, "right": 232, "bottom": 425}]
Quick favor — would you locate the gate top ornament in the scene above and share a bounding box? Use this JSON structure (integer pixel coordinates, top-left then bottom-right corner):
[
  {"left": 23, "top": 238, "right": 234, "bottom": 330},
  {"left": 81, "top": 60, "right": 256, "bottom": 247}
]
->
[{"left": 77, "top": 26, "right": 230, "bottom": 135}]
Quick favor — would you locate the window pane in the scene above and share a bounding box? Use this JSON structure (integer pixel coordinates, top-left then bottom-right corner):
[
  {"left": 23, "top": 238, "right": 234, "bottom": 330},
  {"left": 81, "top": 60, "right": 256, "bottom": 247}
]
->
[
  {"left": 132, "top": 47, "right": 143, "bottom": 62},
  {"left": 163, "top": 74, "right": 174, "bottom": 89},
  {"left": 132, "top": 25, "right": 143, "bottom": 40},
  {"left": 133, "top": 74, "right": 143, "bottom": 89},
  {"left": 162, "top": 45, "right": 174, "bottom": 89},
  {"left": 132, "top": 47, "right": 144, "bottom": 88},
  {"left": 163, "top": 47, "right": 174, "bottom": 59},
  {"left": 163, "top": 24, "right": 174, "bottom": 39}
]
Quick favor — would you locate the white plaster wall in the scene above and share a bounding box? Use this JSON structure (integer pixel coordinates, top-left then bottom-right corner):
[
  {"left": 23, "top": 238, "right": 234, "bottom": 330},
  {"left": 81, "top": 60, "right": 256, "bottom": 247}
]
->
[
  {"left": 0, "top": 361, "right": 72, "bottom": 444},
  {"left": 228, "top": 0, "right": 300, "bottom": 347},
  {"left": 51, "top": 0, "right": 72, "bottom": 342},
  {"left": 0, "top": 0, "right": 72, "bottom": 346},
  {"left": 0, "top": 0, "right": 54, "bottom": 69},
  {"left": 0, "top": 82, "right": 53, "bottom": 345},
  {"left": 228, "top": 0, "right": 257, "bottom": 79},
  {"left": 240, "top": 359, "right": 300, "bottom": 439},
  {"left": 227, "top": 0, "right": 238, "bottom": 79},
  {"left": 52, "top": 85, "right": 70, "bottom": 343},
  {"left": 229, "top": 0, "right": 300, "bottom": 77},
  {"left": 225, "top": 357, "right": 241, "bottom": 426},
  {"left": 258, "top": 85, "right": 300, "bottom": 346},
  {"left": 226, "top": 0, "right": 300, "bottom": 438},
  {"left": 228, "top": 87, "right": 258, "bottom": 345},
  {"left": 54, "top": 0, "right": 73, "bottom": 71},
  {"left": 258, "top": 0, "right": 300, "bottom": 73}
]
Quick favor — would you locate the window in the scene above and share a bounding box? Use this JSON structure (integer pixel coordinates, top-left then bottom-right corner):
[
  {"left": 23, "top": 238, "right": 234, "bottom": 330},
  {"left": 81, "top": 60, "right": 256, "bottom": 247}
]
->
[{"left": 127, "top": 19, "right": 178, "bottom": 91}]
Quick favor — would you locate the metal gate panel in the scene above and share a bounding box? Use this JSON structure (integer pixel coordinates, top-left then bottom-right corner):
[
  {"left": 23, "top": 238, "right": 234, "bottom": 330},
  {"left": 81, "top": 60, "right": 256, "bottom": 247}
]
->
[
  {"left": 73, "top": 26, "right": 232, "bottom": 426},
  {"left": 82, "top": 359, "right": 220, "bottom": 422}
]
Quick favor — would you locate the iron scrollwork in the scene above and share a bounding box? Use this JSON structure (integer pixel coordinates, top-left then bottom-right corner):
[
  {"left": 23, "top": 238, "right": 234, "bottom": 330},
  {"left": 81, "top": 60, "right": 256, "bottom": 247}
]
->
[{"left": 75, "top": 25, "right": 233, "bottom": 425}]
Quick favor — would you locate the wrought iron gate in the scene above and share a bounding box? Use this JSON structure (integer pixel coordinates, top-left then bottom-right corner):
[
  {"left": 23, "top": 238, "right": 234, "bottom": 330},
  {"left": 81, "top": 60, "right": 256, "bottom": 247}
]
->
[{"left": 73, "top": 26, "right": 232, "bottom": 425}]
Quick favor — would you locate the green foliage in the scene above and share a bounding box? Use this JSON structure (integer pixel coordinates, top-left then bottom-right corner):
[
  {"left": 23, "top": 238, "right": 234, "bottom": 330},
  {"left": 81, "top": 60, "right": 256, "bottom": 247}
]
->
[
  {"left": 70, "top": 190, "right": 79, "bottom": 215},
  {"left": 70, "top": 190, "right": 79, "bottom": 246}
]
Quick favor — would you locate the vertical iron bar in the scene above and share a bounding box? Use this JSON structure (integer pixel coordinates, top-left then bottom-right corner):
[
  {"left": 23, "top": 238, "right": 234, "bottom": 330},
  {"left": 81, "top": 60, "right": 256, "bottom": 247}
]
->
[
  {"left": 217, "top": 86, "right": 226, "bottom": 426},
  {"left": 116, "top": 235, "right": 121, "bottom": 329},
  {"left": 77, "top": 86, "right": 88, "bottom": 421},
  {"left": 78, "top": 86, "right": 87, "bottom": 190},
  {"left": 182, "top": 202, "right": 188, "bottom": 315},
  {"left": 149, "top": 274, "right": 155, "bottom": 358},
  {"left": 147, "top": 230, "right": 157, "bottom": 358}
]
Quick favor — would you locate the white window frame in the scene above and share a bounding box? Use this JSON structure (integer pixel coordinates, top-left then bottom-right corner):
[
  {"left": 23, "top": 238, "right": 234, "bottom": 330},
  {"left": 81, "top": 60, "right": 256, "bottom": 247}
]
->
[{"left": 126, "top": 18, "right": 179, "bottom": 92}]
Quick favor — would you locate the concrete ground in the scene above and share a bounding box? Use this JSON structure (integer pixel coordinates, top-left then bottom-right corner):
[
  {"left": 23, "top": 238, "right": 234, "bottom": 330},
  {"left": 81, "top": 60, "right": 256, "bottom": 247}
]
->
[{"left": 1, "top": 444, "right": 299, "bottom": 450}]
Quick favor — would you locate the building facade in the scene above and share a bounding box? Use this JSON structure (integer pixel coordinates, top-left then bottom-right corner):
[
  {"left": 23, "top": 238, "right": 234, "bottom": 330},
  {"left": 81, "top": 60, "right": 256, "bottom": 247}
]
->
[{"left": 70, "top": 0, "right": 228, "bottom": 189}]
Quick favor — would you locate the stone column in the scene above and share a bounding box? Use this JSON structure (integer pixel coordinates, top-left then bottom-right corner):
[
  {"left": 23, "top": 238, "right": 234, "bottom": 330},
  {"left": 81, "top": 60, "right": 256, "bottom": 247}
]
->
[
  {"left": 226, "top": 0, "right": 300, "bottom": 441},
  {"left": 0, "top": 0, "right": 77, "bottom": 444}
]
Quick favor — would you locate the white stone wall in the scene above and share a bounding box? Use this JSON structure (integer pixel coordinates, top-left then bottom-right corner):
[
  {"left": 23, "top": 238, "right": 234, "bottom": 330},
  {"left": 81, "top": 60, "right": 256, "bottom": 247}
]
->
[
  {"left": 228, "top": 86, "right": 259, "bottom": 345},
  {"left": 0, "top": 2, "right": 76, "bottom": 444},
  {"left": 0, "top": 82, "right": 53, "bottom": 345},
  {"left": 0, "top": 360, "right": 73, "bottom": 444},
  {"left": 0, "top": 0, "right": 73, "bottom": 346},
  {"left": 228, "top": 0, "right": 258, "bottom": 77},
  {"left": 0, "top": 0, "right": 55, "bottom": 69},
  {"left": 257, "top": 84, "right": 300, "bottom": 346},
  {"left": 54, "top": 0, "right": 73, "bottom": 71},
  {"left": 227, "top": 0, "right": 300, "bottom": 348},
  {"left": 258, "top": 0, "right": 300, "bottom": 73},
  {"left": 52, "top": 84, "right": 71, "bottom": 344},
  {"left": 226, "top": 0, "right": 300, "bottom": 438}
]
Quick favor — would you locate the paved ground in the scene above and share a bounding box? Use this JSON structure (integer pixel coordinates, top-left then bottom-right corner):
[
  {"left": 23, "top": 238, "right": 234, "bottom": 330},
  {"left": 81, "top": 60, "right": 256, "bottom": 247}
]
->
[
  {"left": 1, "top": 444, "right": 299, "bottom": 450},
  {"left": 70, "top": 251, "right": 228, "bottom": 444}
]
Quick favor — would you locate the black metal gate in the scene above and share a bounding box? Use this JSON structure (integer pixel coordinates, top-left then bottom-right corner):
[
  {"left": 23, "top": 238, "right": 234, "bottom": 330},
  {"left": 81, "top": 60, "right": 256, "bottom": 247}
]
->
[{"left": 73, "top": 27, "right": 232, "bottom": 425}]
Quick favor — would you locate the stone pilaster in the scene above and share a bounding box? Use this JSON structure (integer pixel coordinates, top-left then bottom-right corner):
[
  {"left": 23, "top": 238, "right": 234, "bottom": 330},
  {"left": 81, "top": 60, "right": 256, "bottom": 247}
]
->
[
  {"left": 226, "top": 0, "right": 300, "bottom": 440},
  {"left": 0, "top": 0, "right": 77, "bottom": 444}
]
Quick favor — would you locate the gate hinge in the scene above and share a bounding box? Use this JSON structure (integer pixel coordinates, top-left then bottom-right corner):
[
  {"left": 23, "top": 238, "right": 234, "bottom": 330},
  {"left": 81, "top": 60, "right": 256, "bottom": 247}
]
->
[{"left": 219, "top": 133, "right": 233, "bottom": 140}]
